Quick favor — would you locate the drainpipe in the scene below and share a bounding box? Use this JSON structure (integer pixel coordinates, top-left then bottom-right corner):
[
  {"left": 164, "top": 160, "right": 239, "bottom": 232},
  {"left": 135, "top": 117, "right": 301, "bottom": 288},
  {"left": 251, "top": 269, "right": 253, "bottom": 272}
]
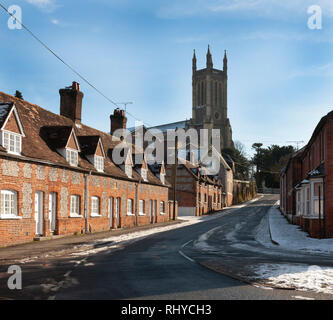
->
[
  {"left": 135, "top": 179, "right": 141, "bottom": 227},
  {"left": 84, "top": 171, "right": 92, "bottom": 233},
  {"left": 323, "top": 176, "right": 326, "bottom": 238}
]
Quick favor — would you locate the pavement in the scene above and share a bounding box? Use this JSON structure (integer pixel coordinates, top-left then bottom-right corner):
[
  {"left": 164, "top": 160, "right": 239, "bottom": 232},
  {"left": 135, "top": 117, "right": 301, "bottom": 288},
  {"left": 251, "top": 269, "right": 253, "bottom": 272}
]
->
[
  {"left": 267, "top": 203, "right": 333, "bottom": 254},
  {"left": 0, "top": 219, "right": 182, "bottom": 266},
  {"left": 1, "top": 194, "right": 332, "bottom": 300}
]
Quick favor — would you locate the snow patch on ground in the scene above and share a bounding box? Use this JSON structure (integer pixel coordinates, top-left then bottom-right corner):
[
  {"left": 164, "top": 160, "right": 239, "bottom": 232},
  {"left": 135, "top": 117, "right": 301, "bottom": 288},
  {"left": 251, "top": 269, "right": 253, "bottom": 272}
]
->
[
  {"left": 193, "top": 226, "right": 221, "bottom": 251},
  {"left": 225, "top": 222, "right": 245, "bottom": 242},
  {"left": 250, "top": 263, "right": 333, "bottom": 295},
  {"left": 268, "top": 204, "right": 333, "bottom": 255},
  {"left": 71, "top": 213, "right": 230, "bottom": 257}
]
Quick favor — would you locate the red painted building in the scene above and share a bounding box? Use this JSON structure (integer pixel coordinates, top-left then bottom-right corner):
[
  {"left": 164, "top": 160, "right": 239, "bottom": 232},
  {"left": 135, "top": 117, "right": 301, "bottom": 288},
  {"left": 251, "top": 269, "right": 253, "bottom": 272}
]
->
[
  {"left": 280, "top": 111, "right": 333, "bottom": 238},
  {"left": 0, "top": 82, "right": 172, "bottom": 247}
]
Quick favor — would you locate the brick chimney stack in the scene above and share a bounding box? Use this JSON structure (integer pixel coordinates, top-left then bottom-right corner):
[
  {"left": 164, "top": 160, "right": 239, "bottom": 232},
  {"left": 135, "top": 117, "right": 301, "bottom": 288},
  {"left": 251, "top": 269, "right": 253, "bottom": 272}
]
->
[
  {"left": 59, "top": 81, "right": 84, "bottom": 124},
  {"left": 110, "top": 108, "right": 127, "bottom": 136}
]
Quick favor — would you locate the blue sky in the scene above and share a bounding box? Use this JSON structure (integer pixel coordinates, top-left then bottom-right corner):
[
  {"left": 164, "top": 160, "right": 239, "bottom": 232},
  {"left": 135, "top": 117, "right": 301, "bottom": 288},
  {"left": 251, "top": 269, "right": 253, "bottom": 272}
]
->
[{"left": 1, "top": 0, "right": 333, "bottom": 157}]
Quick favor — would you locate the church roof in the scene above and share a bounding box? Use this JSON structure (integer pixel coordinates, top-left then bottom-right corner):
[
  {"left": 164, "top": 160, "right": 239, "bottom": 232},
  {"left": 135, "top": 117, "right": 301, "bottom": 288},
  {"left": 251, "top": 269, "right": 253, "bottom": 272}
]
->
[{"left": 148, "top": 120, "right": 189, "bottom": 132}]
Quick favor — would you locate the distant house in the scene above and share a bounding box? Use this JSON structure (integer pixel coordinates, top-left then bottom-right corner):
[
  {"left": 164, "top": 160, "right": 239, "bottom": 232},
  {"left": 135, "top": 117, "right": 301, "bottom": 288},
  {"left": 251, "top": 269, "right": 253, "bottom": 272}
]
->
[
  {"left": 165, "top": 159, "right": 223, "bottom": 216},
  {"left": 0, "top": 82, "right": 172, "bottom": 247},
  {"left": 280, "top": 111, "right": 333, "bottom": 238}
]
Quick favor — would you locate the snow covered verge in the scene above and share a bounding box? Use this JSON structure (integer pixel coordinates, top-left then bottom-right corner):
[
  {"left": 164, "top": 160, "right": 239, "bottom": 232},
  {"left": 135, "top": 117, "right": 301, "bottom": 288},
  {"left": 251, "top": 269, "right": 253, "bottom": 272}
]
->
[
  {"left": 251, "top": 204, "right": 333, "bottom": 295},
  {"left": 249, "top": 263, "right": 333, "bottom": 295},
  {"left": 265, "top": 203, "right": 333, "bottom": 254}
]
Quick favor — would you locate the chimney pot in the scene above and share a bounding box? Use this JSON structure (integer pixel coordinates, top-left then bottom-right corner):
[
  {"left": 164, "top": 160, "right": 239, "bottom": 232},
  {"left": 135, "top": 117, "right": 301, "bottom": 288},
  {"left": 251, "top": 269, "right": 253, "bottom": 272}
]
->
[
  {"left": 110, "top": 108, "right": 127, "bottom": 136},
  {"left": 59, "top": 82, "right": 84, "bottom": 123}
]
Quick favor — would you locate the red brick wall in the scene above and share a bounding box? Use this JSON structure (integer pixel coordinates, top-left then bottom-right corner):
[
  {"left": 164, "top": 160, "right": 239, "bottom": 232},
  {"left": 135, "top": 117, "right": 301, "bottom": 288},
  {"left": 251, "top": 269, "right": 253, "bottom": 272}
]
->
[
  {"left": 325, "top": 116, "right": 333, "bottom": 237},
  {"left": 281, "top": 112, "right": 333, "bottom": 238},
  {"left": 0, "top": 156, "right": 169, "bottom": 247},
  {"left": 165, "top": 165, "right": 223, "bottom": 216}
]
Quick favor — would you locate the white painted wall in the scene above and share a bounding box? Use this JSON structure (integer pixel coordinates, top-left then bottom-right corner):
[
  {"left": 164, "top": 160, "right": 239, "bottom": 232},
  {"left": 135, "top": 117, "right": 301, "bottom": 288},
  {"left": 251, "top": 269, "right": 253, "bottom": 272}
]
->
[{"left": 178, "top": 206, "right": 196, "bottom": 216}]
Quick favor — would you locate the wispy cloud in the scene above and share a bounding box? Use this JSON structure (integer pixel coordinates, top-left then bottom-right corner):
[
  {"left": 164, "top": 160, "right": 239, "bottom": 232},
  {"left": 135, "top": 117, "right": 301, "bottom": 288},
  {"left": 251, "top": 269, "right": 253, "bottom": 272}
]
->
[
  {"left": 26, "top": 0, "right": 58, "bottom": 12},
  {"left": 157, "top": 0, "right": 333, "bottom": 19},
  {"left": 288, "top": 62, "right": 333, "bottom": 79},
  {"left": 50, "top": 18, "right": 59, "bottom": 25}
]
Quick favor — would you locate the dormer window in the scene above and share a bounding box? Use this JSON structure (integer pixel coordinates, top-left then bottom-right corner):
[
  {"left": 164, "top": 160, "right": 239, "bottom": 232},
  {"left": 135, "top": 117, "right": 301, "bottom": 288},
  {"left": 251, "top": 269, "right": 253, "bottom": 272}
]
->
[
  {"left": 159, "top": 161, "right": 166, "bottom": 185},
  {"left": 141, "top": 168, "right": 147, "bottom": 181},
  {"left": 51, "top": 127, "right": 81, "bottom": 167},
  {"left": 0, "top": 103, "right": 25, "bottom": 155},
  {"left": 95, "top": 155, "right": 104, "bottom": 172},
  {"left": 160, "top": 173, "right": 165, "bottom": 185},
  {"left": 3, "top": 131, "right": 21, "bottom": 154},
  {"left": 77, "top": 136, "right": 105, "bottom": 172},
  {"left": 66, "top": 149, "right": 78, "bottom": 166},
  {"left": 121, "top": 147, "right": 133, "bottom": 178},
  {"left": 125, "top": 164, "right": 132, "bottom": 178}
]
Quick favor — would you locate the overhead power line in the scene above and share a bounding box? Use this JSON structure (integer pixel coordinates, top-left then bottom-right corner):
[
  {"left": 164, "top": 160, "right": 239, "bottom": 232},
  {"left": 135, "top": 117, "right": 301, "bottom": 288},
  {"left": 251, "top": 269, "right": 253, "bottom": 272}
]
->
[{"left": 0, "top": 2, "right": 152, "bottom": 127}]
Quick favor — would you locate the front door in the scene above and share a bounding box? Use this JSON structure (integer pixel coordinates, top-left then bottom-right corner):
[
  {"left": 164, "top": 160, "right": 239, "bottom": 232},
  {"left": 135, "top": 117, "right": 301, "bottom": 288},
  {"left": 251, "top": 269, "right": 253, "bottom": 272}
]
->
[
  {"left": 35, "top": 191, "right": 44, "bottom": 235},
  {"left": 153, "top": 200, "right": 157, "bottom": 223},
  {"left": 49, "top": 192, "right": 56, "bottom": 233},
  {"left": 109, "top": 197, "right": 114, "bottom": 228},
  {"left": 115, "top": 197, "right": 121, "bottom": 228},
  {"left": 149, "top": 200, "right": 154, "bottom": 224}
]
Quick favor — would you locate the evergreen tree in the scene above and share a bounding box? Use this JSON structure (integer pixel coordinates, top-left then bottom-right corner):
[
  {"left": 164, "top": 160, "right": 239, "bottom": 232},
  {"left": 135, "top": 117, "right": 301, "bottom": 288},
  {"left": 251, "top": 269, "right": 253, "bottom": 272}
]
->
[
  {"left": 251, "top": 143, "right": 295, "bottom": 188},
  {"left": 14, "top": 90, "right": 23, "bottom": 99}
]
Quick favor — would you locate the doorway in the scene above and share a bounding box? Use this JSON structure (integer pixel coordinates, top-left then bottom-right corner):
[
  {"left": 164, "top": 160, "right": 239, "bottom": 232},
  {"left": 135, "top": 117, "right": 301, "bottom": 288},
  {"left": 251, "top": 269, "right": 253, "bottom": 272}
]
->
[
  {"left": 35, "top": 191, "right": 44, "bottom": 236},
  {"left": 49, "top": 192, "right": 57, "bottom": 233}
]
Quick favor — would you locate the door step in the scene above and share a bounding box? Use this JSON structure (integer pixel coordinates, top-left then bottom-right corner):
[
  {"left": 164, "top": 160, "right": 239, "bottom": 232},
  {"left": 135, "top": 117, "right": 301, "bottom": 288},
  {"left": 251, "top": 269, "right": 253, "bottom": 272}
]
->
[{"left": 33, "top": 235, "right": 66, "bottom": 241}]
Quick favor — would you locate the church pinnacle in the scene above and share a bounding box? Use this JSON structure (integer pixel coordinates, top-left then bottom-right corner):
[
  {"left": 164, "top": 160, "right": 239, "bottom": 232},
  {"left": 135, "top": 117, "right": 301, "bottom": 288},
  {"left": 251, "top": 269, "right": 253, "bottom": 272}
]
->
[
  {"left": 206, "top": 45, "right": 213, "bottom": 69},
  {"left": 192, "top": 49, "right": 197, "bottom": 72},
  {"left": 223, "top": 50, "right": 228, "bottom": 74}
]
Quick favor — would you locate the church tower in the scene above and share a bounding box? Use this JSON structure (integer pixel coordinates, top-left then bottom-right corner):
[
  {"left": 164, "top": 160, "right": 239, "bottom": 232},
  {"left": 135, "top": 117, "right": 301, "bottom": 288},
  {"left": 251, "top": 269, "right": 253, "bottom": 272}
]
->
[{"left": 189, "top": 46, "right": 234, "bottom": 151}]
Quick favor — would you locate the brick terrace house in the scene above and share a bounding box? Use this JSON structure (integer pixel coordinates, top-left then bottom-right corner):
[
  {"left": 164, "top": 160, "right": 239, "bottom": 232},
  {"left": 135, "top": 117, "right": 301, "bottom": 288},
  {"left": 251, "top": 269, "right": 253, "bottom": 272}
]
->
[
  {"left": 0, "top": 82, "right": 172, "bottom": 247},
  {"left": 165, "top": 160, "right": 223, "bottom": 216},
  {"left": 280, "top": 111, "right": 333, "bottom": 238}
]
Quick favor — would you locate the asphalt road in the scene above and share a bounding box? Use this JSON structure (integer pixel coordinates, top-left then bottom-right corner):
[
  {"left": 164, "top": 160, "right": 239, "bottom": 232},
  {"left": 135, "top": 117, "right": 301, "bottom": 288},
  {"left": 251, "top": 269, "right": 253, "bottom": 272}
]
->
[{"left": 1, "top": 194, "right": 332, "bottom": 300}]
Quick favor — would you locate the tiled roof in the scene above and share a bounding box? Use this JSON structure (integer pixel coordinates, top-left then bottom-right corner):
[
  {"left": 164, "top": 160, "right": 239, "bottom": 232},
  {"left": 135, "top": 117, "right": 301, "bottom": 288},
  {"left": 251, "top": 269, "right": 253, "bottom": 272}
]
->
[
  {"left": 0, "top": 91, "right": 169, "bottom": 187},
  {"left": 40, "top": 126, "right": 73, "bottom": 150},
  {"left": 77, "top": 136, "right": 101, "bottom": 155},
  {"left": 0, "top": 102, "right": 13, "bottom": 128}
]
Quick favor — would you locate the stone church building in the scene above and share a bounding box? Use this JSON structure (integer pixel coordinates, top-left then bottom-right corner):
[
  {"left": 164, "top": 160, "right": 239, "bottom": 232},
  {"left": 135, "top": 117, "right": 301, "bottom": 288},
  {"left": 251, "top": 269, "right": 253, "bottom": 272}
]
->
[
  {"left": 142, "top": 46, "right": 236, "bottom": 209},
  {"left": 189, "top": 45, "right": 234, "bottom": 151}
]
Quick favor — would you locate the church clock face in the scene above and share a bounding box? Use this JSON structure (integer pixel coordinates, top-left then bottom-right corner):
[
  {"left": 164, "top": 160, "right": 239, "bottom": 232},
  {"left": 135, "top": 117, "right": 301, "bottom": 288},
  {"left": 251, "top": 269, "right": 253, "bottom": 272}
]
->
[{"left": 215, "top": 112, "right": 220, "bottom": 119}]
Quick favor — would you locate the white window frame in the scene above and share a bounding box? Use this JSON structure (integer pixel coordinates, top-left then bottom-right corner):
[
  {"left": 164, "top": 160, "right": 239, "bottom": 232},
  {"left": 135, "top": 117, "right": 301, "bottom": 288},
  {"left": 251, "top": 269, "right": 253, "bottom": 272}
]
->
[
  {"left": 141, "top": 168, "right": 148, "bottom": 181},
  {"left": 300, "top": 186, "right": 305, "bottom": 216},
  {"left": 305, "top": 185, "right": 310, "bottom": 216},
  {"left": 296, "top": 190, "right": 301, "bottom": 216},
  {"left": 160, "top": 201, "right": 165, "bottom": 215},
  {"left": 160, "top": 173, "right": 165, "bottom": 185},
  {"left": 139, "top": 199, "right": 145, "bottom": 215},
  {"left": 0, "top": 190, "right": 20, "bottom": 219},
  {"left": 2, "top": 130, "right": 22, "bottom": 155},
  {"left": 91, "top": 196, "right": 101, "bottom": 217},
  {"left": 70, "top": 195, "right": 82, "bottom": 217},
  {"left": 125, "top": 164, "right": 132, "bottom": 178},
  {"left": 66, "top": 148, "right": 78, "bottom": 167},
  {"left": 310, "top": 179, "right": 324, "bottom": 218},
  {"left": 94, "top": 155, "right": 104, "bottom": 172},
  {"left": 127, "top": 199, "right": 134, "bottom": 216}
]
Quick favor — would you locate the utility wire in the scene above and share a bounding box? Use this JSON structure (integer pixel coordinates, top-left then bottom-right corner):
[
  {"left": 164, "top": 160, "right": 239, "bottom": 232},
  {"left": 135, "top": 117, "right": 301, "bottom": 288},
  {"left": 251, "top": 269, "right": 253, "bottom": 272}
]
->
[{"left": 0, "top": 2, "right": 152, "bottom": 127}]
